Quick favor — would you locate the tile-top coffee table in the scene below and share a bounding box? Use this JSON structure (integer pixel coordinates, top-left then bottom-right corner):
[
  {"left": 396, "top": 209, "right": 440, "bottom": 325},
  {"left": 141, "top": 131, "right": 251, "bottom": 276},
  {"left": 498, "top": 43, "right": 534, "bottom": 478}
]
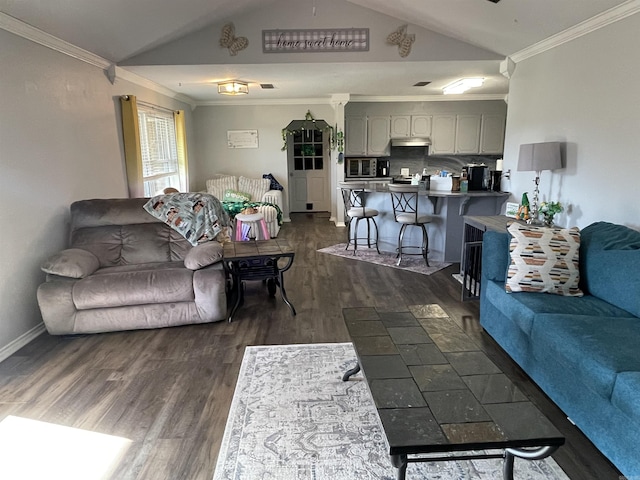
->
[{"left": 342, "top": 305, "right": 565, "bottom": 480}]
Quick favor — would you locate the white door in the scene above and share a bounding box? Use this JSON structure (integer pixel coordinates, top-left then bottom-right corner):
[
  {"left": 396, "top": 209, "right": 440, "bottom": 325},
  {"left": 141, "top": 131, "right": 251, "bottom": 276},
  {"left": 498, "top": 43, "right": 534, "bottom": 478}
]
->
[{"left": 288, "top": 129, "right": 330, "bottom": 212}]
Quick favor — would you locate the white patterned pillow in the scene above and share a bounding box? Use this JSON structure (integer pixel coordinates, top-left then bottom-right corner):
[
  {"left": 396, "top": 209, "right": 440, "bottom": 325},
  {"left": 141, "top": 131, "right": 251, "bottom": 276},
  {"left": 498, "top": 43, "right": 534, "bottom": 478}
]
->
[
  {"left": 206, "top": 175, "right": 237, "bottom": 201},
  {"left": 239, "top": 176, "right": 270, "bottom": 202},
  {"left": 506, "top": 222, "right": 583, "bottom": 296}
]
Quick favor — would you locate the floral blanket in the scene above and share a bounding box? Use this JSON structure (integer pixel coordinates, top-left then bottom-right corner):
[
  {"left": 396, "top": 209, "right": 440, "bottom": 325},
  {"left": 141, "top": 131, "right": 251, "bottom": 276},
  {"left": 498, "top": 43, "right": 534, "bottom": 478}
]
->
[
  {"left": 143, "top": 193, "right": 231, "bottom": 246},
  {"left": 222, "top": 201, "right": 283, "bottom": 225}
]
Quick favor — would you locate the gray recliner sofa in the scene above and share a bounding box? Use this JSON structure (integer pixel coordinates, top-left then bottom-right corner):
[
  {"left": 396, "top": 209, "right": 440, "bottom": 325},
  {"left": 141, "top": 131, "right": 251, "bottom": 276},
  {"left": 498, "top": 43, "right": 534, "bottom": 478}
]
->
[{"left": 37, "top": 198, "right": 228, "bottom": 335}]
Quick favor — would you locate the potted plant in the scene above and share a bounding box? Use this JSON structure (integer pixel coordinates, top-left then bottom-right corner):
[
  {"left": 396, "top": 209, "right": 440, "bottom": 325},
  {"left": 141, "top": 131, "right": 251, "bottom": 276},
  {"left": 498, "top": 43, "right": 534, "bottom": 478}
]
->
[{"left": 539, "top": 201, "right": 563, "bottom": 226}]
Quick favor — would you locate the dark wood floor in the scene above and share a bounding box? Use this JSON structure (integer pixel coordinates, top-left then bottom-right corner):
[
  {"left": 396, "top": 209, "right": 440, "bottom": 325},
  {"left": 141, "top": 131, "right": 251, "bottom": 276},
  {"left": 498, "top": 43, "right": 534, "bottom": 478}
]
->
[{"left": 0, "top": 213, "right": 621, "bottom": 479}]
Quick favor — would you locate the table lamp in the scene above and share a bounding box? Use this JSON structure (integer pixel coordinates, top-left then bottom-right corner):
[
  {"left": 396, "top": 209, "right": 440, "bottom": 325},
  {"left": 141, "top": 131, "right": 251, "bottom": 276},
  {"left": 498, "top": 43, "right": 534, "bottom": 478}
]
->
[{"left": 517, "top": 142, "right": 562, "bottom": 224}]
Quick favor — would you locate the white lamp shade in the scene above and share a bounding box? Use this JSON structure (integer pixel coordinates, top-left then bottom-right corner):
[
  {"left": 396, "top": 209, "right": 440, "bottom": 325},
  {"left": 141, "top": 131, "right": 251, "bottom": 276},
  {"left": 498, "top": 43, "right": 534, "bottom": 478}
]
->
[{"left": 517, "top": 142, "right": 562, "bottom": 172}]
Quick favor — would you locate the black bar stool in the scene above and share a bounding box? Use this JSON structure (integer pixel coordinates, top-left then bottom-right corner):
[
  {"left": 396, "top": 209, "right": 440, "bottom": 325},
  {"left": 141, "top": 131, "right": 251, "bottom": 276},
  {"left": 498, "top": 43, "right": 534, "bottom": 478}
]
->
[
  {"left": 339, "top": 182, "right": 380, "bottom": 255},
  {"left": 388, "top": 184, "right": 432, "bottom": 266}
]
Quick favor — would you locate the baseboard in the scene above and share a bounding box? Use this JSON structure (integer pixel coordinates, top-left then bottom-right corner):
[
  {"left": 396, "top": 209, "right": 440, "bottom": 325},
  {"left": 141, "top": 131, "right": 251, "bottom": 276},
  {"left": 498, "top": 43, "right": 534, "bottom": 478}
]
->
[{"left": 0, "top": 323, "right": 47, "bottom": 363}]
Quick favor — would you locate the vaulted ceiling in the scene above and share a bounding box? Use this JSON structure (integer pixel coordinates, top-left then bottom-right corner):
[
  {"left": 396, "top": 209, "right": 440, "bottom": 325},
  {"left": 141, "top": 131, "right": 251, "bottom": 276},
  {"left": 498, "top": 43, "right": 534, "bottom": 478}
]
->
[{"left": 1, "top": 0, "right": 633, "bottom": 103}]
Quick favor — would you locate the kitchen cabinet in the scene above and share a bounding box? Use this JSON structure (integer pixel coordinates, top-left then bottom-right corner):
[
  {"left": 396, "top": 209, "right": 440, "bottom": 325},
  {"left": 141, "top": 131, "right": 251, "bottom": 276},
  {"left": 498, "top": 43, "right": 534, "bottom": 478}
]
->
[
  {"left": 345, "top": 116, "right": 367, "bottom": 156},
  {"left": 455, "top": 114, "right": 481, "bottom": 154},
  {"left": 431, "top": 115, "right": 457, "bottom": 154},
  {"left": 346, "top": 115, "right": 390, "bottom": 156},
  {"left": 367, "top": 116, "right": 391, "bottom": 156},
  {"left": 390, "top": 115, "right": 432, "bottom": 138},
  {"left": 480, "top": 114, "right": 506, "bottom": 154}
]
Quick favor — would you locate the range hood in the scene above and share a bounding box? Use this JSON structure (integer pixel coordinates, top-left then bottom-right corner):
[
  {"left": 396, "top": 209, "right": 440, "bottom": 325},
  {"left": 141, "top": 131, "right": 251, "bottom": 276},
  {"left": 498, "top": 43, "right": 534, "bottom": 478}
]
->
[{"left": 391, "top": 137, "right": 431, "bottom": 147}]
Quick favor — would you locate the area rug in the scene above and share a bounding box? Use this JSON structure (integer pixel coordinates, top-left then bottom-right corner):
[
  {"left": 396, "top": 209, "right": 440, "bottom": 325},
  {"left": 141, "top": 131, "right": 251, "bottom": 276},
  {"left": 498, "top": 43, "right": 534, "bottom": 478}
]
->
[
  {"left": 213, "top": 343, "right": 569, "bottom": 480},
  {"left": 318, "top": 243, "right": 451, "bottom": 276}
]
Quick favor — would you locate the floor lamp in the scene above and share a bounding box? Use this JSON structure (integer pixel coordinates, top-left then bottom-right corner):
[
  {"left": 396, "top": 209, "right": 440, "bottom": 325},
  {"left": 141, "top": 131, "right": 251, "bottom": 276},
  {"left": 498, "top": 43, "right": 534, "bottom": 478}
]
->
[{"left": 517, "top": 142, "right": 562, "bottom": 224}]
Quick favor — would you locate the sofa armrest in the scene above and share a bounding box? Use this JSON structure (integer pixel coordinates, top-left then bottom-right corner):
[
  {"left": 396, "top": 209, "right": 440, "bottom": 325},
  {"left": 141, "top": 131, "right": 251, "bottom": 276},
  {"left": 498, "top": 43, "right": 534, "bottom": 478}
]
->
[
  {"left": 482, "top": 231, "right": 510, "bottom": 283},
  {"left": 41, "top": 248, "right": 100, "bottom": 279},
  {"left": 262, "top": 190, "right": 282, "bottom": 210},
  {"left": 184, "top": 242, "right": 224, "bottom": 270}
]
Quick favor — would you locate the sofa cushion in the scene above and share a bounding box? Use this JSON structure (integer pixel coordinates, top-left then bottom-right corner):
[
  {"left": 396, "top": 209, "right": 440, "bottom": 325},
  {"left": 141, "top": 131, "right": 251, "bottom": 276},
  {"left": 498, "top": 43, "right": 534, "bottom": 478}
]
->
[
  {"left": 206, "top": 174, "right": 237, "bottom": 201},
  {"left": 184, "top": 242, "right": 223, "bottom": 270},
  {"left": 506, "top": 222, "right": 583, "bottom": 296},
  {"left": 612, "top": 372, "right": 640, "bottom": 420},
  {"left": 239, "top": 176, "right": 270, "bottom": 201},
  {"left": 484, "top": 280, "right": 634, "bottom": 336},
  {"left": 73, "top": 263, "right": 194, "bottom": 309},
  {"left": 263, "top": 173, "right": 284, "bottom": 191},
  {"left": 41, "top": 248, "right": 99, "bottom": 279},
  {"left": 222, "top": 189, "right": 251, "bottom": 203},
  {"left": 580, "top": 222, "right": 640, "bottom": 317},
  {"left": 530, "top": 314, "right": 640, "bottom": 399}
]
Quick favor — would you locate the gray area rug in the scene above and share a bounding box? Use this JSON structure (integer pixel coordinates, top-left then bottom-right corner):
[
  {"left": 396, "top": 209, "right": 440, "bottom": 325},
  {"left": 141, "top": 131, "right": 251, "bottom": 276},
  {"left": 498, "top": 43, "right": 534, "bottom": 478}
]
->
[
  {"left": 213, "top": 343, "right": 569, "bottom": 480},
  {"left": 318, "top": 243, "right": 451, "bottom": 276}
]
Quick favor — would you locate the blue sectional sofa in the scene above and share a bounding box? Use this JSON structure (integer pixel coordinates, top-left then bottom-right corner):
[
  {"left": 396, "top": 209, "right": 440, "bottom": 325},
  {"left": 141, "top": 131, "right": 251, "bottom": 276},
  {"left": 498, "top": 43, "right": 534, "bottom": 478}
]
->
[{"left": 480, "top": 221, "right": 640, "bottom": 477}]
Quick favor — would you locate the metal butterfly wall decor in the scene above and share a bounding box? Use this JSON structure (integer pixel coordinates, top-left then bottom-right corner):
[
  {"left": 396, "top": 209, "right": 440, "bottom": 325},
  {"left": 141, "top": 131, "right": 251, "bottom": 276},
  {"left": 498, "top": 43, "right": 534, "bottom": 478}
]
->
[
  {"left": 386, "top": 24, "right": 415, "bottom": 58},
  {"left": 220, "top": 23, "right": 249, "bottom": 56}
]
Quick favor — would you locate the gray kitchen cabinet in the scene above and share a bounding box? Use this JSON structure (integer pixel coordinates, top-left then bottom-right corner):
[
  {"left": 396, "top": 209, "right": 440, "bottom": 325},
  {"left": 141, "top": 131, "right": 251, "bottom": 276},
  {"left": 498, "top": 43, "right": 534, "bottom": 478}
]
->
[
  {"left": 480, "top": 114, "right": 506, "bottom": 154},
  {"left": 431, "top": 114, "right": 457, "bottom": 154},
  {"left": 345, "top": 115, "right": 367, "bottom": 156},
  {"left": 411, "top": 115, "right": 432, "bottom": 137},
  {"left": 390, "top": 115, "right": 432, "bottom": 138},
  {"left": 367, "top": 116, "right": 391, "bottom": 156},
  {"left": 455, "top": 114, "right": 481, "bottom": 154}
]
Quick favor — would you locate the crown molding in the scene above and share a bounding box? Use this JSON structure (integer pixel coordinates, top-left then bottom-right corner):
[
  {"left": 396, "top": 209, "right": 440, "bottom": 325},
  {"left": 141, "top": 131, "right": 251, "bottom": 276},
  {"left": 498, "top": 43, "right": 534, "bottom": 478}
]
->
[
  {"left": 0, "top": 12, "right": 111, "bottom": 69},
  {"left": 109, "top": 66, "right": 196, "bottom": 109},
  {"left": 195, "top": 97, "right": 334, "bottom": 107},
  {"left": 511, "top": 0, "right": 640, "bottom": 63},
  {"left": 350, "top": 94, "right": 508, "bottom": 103}
]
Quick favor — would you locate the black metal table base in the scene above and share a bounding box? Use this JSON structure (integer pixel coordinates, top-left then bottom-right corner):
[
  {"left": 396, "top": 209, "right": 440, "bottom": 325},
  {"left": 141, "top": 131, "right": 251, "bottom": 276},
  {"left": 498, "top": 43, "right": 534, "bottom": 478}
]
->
[{"left": 226, "top": 255, "right": 295, "bottom": 322}]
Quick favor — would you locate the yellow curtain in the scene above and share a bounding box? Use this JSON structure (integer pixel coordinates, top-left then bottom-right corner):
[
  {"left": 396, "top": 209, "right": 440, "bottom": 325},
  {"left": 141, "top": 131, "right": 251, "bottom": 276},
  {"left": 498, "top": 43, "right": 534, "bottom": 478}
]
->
[
  {"left": 120, "top": 95, "right": 144, "bottom": 198},
  {"left": 174, "top": 110, "right": 189, "bottom": 192}
]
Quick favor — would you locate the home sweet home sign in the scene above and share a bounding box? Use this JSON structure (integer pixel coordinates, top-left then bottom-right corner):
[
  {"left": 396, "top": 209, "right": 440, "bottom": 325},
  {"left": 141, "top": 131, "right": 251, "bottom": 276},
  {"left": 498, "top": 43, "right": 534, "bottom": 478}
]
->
[{"left": 263, "top": 28, "right": 369, "bottom": 53}]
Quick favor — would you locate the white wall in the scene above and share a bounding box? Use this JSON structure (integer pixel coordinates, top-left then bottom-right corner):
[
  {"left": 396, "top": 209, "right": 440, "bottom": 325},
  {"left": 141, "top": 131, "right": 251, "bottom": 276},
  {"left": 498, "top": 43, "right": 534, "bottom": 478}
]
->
[
  {"left": 192, "top": 103, "right": 338, "bottom": 219},
  {"left": 503, "top": 13, "right": 640, "bottom": 230},
  {"left": 0, "top": 30, "right": 195, "bottom": 357}
]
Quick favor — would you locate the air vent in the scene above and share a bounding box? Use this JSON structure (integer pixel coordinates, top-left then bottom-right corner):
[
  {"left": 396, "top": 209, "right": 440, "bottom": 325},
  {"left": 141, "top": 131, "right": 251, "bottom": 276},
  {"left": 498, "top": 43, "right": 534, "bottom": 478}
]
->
[
  {"left": 260, "top": 83, "right": 275, "bottom": 89},
  {"left": 413, "top": 81, "right": 431, "bottom": 87}
]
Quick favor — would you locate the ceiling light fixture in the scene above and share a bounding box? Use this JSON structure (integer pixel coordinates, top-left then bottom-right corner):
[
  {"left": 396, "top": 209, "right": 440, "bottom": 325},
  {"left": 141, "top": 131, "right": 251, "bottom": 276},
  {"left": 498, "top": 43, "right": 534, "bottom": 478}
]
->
[
  {"left": 443, "top": 77, "right": 484, "bottom": 95},
  {"left": 218, "top": 80, "right": 249, "bottom": 95}
]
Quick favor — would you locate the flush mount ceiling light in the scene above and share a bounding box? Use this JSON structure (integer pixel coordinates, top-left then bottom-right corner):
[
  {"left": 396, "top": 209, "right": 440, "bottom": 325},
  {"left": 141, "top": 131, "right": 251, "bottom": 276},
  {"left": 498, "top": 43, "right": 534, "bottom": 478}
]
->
[
  {"left": 217, "top": 80, "right": 249, "bottom": 95},
  {"left": 442, "top": 77, "right": 484, "bottom": 95}
]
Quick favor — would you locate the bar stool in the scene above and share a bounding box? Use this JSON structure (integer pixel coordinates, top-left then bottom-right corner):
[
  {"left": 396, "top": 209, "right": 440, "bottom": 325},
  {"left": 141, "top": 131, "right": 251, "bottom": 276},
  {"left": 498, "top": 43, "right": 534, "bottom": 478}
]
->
[
  {"left": 234, "top": 212, "right": 270, "bottom": 241},
  {"left": 388, "top": 184, "right": 432, "bottom": 266},
  {"left": 339, "top": 182, "right": 380, "bottom": 254}
]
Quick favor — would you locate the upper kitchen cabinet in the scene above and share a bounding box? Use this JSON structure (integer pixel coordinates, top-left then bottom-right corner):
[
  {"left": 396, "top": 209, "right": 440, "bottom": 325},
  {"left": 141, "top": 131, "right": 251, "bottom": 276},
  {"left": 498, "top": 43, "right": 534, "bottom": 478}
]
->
[
  {"left": 430, "top": 114, "right": 504, "bottom": 155},
  {"left": 455, "top": 115, "right": 482, "bottom": 154},
  {"left": 345, "top": 116, "right": 367, "bottom": 156},
  {"left": 345, "top": 115, "right": 390, "bottom": 157},
  {"left": 430, "top": 115, "right": 457, "bottom": 154},
  {"left": 479, "top": 114, "right": 506, "bottom": 154},
  {"left": 367, "top": 116, "right": 391, "bottom": 156},
  {"left": 390, "top": 115, "right": 432, "bottom": 138}
]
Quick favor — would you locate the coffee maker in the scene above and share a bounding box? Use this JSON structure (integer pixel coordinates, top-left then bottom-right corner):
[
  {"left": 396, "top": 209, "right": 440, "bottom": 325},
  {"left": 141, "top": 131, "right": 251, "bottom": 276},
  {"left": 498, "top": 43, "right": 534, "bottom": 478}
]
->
[
  {"left": 376, "top": 159, "right": 390, "bottom": 177},
  {"left": 467, "top": 164, "right": 488, "bottom": 190}
]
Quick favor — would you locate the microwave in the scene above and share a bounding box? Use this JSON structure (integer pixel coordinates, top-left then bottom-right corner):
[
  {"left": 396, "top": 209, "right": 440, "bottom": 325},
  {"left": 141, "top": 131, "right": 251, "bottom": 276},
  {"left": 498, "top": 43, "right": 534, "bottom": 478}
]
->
[{"left": 346, "top": 157, "right": 377, "bottom": 178}]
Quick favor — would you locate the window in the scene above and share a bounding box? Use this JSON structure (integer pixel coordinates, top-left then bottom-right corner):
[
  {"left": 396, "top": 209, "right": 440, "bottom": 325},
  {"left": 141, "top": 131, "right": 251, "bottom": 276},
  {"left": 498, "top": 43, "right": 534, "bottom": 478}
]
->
[
  {"left": 120, "top": 95, "right": 188, "bottom": 198},
  {"left": 137, "top": 106, "right": 180, "bottom": 196}
]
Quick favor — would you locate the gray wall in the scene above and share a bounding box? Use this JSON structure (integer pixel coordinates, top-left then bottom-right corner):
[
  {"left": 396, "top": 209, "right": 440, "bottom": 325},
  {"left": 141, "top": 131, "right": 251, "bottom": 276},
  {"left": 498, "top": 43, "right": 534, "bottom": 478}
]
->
[
  {"left": 503, "top": 13, "right": 640, "bottom": 230},
  {"left": 0, "top": 30, "right": 196, "bottom": 357}
]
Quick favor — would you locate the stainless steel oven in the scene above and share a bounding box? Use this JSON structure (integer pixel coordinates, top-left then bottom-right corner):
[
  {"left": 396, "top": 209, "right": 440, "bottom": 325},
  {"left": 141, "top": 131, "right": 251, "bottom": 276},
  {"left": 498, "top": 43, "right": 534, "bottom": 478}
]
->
[{"left": 346, "top": 158, "right": 377, "bottom": 178}]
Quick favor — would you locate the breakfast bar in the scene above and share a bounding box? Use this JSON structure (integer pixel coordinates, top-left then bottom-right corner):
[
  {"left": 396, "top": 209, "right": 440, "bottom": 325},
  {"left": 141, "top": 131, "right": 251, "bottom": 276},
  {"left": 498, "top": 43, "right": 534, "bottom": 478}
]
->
[{"left": 342, "top": 180, "right": 509, "bottom": 263}]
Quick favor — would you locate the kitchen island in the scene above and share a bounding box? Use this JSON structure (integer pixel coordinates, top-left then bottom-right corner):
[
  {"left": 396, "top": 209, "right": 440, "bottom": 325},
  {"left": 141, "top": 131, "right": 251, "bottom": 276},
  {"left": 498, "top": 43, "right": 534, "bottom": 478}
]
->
[{"left": 342, "top": 181, "right": 509, "bottom": 263}]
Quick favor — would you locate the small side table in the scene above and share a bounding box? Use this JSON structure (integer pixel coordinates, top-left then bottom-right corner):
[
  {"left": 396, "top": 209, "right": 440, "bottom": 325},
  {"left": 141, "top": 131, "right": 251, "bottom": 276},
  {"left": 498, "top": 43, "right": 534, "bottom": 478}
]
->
[
  {"left": 222, "top": 239, "right": 296, "bottom": 322},
  {"left": 461, "top": 215, "right": 511, "bottom": 300}
]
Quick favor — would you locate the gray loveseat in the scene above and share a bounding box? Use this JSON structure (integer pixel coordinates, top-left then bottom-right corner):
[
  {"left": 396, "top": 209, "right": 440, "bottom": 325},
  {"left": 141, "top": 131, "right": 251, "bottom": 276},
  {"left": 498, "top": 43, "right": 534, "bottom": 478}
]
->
[{"left": 37, "top": 198, "right": 228, "bottom": 335}]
